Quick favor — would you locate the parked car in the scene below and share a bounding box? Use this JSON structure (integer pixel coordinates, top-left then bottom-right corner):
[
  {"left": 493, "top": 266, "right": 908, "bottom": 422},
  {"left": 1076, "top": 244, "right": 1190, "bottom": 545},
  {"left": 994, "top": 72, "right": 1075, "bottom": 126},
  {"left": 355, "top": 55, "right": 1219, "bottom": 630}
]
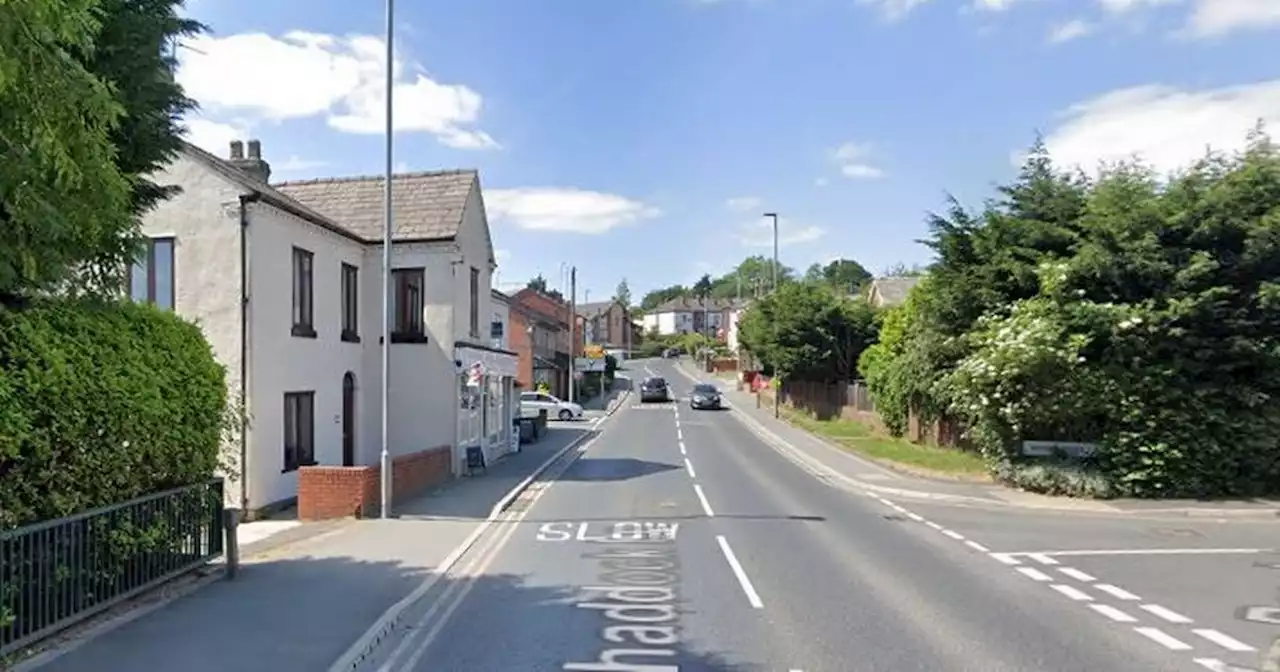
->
[
  {"left": 639, "top": 376, "right": 671, "bottom": 403},
  {"left": 689, "top": 383, "right": 723, "bottom": 410},
  {"left": 520, "top": 391, "right": 584, "bottom": 421}
]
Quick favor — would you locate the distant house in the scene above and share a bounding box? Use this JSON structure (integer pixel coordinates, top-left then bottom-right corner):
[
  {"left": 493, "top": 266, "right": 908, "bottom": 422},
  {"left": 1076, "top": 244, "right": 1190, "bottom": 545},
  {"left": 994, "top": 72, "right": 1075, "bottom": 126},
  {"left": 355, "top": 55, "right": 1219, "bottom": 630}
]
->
[
  {"left": 577, "top": 299, "right": 635, "bottom": 350},
  {"left": 641, "top": 296, "right": 746, "bottom": 336},
  {"left": 135, "top": 139, "right": 517, "bottom": 515},
  {"left": 509, "top": 289, "right": 572, "bottom": 398},
  {"left": 867, "top": 276, "right": 922, "bottom": 308}
]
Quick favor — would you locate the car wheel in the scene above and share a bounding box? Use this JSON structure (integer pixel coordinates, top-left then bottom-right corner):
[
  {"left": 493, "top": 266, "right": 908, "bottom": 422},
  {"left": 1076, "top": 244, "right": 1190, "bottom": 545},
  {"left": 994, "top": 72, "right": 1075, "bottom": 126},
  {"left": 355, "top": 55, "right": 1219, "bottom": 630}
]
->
[{"left": 558, "top": 409, "right": 573, "bottom": 421}]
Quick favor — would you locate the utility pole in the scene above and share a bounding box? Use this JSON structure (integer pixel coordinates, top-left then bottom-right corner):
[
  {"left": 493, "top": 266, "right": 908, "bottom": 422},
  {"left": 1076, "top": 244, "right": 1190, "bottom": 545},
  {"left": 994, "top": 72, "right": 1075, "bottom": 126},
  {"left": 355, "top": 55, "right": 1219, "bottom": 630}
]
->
[
  {"left": 569, "top": 267, "right": 577, "bottom": 403},
  {"left": 764, "top": 212, "right": 779, "bottom": 292},
  {"left": 378, "top": 0, "right": 395, "bottom": 519}
]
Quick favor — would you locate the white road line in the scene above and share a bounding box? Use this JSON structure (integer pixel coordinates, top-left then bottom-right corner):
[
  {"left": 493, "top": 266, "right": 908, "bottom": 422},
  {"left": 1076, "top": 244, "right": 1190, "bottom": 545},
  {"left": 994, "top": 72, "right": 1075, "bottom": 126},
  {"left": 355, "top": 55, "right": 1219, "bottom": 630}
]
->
[
  {"left": 941, "top": 529, "right": 965, "bottom": 541},
  {"left": 679, "top": 441, "right": 687, "bottom": 455},
  {"left": 1135, "top": 627, "right": 1193, "bottom": 651},
  {"left": 1095, "top": 584, "right": 1141, "bottom": 601},
  {"left": 1141, "top": 604, "right": 1193, "bottom": 624},
  {"left": 677, "top": 428, "right": 683, "bottom": 441},
  {"left": 717, "top": 535, "right": 764, "bottom": 609},
  {"left": 1027, "top": 553, "right": 1060, "bottom": 565},
  {"left": 1007, "top": 548, "right": 1270, "bottom": 558},
  {"left": 1050, "top": 584, "right": 1093, "bottom": 601},
  {"left": 1058, "top": 567, "right": 1096, "bottom": 582},
  {"left": 990, "top": 553, "right": 1022, "bottom": 565},
  {"left": 1192, "top": 629, "right": 1256, "bottom": 652},
  {"left": 906, "top": 512, "right": 925, "bottom": 522},
  {"left": 1194, "top": 658, "right": 1251, "bottom": 671},
  {"left": 877, "top": 497, "right": 895, "bottom": 507},
  {"left": 684, "top": 457, "right": 698, "bottom": 479},
  {"left": 693, "top": 484, "right": 715, "bottom": 517},
  {"left": 1090, "top": 604, "right": 1138, "bottom": 623},
  {"left": 965, "top": 540, "right": 989, "bottom": 552},
  {"left": 925, "top": 521, "right": 944, "bottom": 531},
  {"left": 1016, "top": 567, "right": 1053, "bottom": 582}
]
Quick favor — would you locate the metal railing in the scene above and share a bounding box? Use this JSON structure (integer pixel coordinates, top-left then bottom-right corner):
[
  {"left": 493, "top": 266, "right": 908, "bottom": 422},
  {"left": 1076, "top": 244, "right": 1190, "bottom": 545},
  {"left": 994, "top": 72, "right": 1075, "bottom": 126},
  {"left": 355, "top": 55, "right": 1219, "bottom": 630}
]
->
[{"left": 0, "top": 479, "right": 226, "bottom": 656}]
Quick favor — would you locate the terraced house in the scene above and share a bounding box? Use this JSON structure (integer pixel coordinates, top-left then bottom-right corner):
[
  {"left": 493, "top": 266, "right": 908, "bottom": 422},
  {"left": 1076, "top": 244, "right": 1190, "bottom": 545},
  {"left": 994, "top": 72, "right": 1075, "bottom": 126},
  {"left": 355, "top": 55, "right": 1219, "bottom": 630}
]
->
[{"left": 134, "top": 139, "right": 517, "bottom": 518}]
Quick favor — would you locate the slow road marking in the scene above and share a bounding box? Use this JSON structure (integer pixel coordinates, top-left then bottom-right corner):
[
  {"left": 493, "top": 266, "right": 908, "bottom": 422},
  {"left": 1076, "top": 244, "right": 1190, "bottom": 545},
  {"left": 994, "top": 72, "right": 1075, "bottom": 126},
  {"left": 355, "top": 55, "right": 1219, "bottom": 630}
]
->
[{"left": 536, "top": 522, "right": 680, "bottom": 543}]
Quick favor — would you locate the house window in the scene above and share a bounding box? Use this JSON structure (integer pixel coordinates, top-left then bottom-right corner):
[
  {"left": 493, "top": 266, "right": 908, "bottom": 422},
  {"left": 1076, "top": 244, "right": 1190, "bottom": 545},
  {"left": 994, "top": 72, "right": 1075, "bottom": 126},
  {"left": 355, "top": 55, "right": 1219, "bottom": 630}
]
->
[
  {"left": 292, "top": 247, "right": 315, "bottom": 337},
  {"left": 469, "top": 266, "right": 480, "bottom": 337},
  {"left": 341, "top": 263, "right": 359, "bottom": 342},
  {"left": 392, "top": 268, "right": 426, "bottom": 342},
  {"left": 283, "top": 391, "right": 315, "bottom": 472},
  {"left": 128, "top": 237, "right": 175, "bottom": 310}
]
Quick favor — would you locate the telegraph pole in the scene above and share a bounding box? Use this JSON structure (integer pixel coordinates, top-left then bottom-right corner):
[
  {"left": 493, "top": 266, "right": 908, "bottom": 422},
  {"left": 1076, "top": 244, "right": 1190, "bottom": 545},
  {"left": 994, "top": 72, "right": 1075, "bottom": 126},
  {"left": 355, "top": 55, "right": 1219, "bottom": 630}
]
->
[{"left": 569, "top": 267, "right": 577, "bottom": 403}]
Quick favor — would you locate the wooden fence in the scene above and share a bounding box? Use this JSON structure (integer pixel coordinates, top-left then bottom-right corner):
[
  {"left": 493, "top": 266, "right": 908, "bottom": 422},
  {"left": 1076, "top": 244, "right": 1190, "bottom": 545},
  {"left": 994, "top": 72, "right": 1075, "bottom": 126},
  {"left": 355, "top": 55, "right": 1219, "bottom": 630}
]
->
[{"left": 768, "top": 378, "right": 972, "bottom": 450}]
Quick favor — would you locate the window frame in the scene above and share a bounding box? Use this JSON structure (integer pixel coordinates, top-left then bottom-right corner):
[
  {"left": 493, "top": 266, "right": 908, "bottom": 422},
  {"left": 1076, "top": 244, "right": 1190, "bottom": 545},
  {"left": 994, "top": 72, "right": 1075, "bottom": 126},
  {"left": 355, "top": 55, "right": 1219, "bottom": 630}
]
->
[
  {"left": 391, "top": 267, "right": 427, "bottom": 343},
  {"left": 283, "top": 391, "right": 316, "bottom": 472},
  {"left": 291, "top": 247, "right": 316, "bottom": 338},
  {"left": 128, "top": 236, "right": 176, "bottom": 310},
  {"left": 341, "top": 262, "right": 359, "bottom": 343},
  {"left": 469, "top": 266, "right": 480, "bottom": 337}
]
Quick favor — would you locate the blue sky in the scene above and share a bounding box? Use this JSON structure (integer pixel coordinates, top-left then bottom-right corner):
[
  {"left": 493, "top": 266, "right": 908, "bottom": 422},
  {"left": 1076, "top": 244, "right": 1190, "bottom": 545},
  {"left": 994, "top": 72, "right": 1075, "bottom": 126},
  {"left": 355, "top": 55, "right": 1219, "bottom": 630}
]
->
[{"left": 178, "top": 0, "right": 1280, "bottom": 301}]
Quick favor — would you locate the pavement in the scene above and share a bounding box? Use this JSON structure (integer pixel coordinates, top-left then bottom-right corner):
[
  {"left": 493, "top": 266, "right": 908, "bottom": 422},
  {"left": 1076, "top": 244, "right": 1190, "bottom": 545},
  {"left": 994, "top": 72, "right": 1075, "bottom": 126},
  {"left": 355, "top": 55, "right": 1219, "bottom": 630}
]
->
[
  {"left": 15, "top": 418, "right": 612, "bottom": 672},
  {"left": 345, "top": 357, "right": 1280, "bottom": 672}
]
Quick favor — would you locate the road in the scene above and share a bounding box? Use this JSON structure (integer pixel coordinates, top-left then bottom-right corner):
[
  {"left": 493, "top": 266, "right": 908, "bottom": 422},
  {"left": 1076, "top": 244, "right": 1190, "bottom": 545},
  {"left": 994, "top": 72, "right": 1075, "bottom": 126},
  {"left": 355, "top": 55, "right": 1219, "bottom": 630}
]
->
[{"left": 355, "top": 358, "right": 1278, "bottom": 672}]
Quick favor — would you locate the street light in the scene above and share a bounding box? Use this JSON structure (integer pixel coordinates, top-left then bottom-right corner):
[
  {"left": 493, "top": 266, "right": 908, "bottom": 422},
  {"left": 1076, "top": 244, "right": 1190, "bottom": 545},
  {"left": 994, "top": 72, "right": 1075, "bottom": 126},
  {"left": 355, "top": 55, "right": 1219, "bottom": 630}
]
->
[
  {"left": 379, "top": 0, "right": 395, "bottom": 518},
  {"left": 763, "top": 212, "right": 779, "bottom": 292}
]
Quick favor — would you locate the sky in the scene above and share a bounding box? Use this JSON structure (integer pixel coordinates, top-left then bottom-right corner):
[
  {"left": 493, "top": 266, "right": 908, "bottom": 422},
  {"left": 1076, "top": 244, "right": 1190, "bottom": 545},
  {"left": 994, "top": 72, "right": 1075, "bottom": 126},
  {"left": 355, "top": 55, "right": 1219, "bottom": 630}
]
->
[{"left": 176, "top": 0, "right": 1280, "bottom": 301}]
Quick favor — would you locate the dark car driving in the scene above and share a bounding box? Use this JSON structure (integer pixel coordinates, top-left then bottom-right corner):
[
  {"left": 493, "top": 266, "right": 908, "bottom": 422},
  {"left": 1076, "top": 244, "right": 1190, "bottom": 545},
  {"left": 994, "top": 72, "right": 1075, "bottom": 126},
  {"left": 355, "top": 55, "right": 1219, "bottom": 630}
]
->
[
  {"left": 639, "top": 376, "right": 670, "bottom": 403},
  {"left": 689, "top": 383, "right": 722, "bottom": 410}
]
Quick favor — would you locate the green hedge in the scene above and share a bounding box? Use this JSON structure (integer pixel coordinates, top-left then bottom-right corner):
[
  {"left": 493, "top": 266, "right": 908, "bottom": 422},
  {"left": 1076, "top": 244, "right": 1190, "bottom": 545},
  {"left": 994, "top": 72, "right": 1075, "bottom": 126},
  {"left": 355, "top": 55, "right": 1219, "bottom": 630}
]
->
[{"left": 0, "top": 297, "right": 229, "bottom": 529}]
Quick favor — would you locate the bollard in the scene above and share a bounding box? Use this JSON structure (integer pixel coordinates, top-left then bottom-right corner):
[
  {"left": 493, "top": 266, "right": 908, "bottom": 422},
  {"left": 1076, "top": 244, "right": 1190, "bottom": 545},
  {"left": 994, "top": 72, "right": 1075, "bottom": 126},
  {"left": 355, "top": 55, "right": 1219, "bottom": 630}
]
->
[{"left": 223, "top": 508, "right": 241, "bottom": 580}]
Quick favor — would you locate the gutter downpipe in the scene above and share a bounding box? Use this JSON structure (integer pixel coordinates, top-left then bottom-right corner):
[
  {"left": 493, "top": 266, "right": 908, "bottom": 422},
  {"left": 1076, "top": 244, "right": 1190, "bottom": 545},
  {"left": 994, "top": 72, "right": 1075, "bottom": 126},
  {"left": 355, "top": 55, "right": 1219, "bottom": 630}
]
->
[{"left": 237, "top": 194, "right": 256, "bottom": 514}]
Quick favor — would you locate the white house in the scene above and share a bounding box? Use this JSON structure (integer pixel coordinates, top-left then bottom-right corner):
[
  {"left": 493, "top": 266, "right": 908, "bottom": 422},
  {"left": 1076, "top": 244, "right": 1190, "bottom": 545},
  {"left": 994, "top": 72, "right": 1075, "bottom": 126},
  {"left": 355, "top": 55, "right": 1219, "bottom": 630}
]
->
[
  {"left": 641, "top": 297, "right": 742, "bottom": 336},
  {"left": 135, "top": 139, "right": 516, "bottom": 514}
]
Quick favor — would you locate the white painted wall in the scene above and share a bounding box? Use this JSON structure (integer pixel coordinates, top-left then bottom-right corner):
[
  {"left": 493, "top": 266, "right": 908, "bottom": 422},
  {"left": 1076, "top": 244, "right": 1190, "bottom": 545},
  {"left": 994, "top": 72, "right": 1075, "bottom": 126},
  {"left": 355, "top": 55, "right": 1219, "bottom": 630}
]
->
[
  {"left": 139, "top": 153, "right": 247, "bottom": 507},
  {"left": 491, "top": 297, "right": 510, "bottom": 350},
  {"left": 245, "top": 201, "right": 366, "bottom": 508}
]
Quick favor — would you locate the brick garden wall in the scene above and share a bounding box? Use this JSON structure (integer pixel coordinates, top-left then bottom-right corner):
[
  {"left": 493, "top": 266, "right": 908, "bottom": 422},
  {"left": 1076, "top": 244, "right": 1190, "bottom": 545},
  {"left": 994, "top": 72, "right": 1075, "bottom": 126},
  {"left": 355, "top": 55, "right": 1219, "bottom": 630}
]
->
[{"left": 298, "top": 445, "right": 453, "bottom": 521}]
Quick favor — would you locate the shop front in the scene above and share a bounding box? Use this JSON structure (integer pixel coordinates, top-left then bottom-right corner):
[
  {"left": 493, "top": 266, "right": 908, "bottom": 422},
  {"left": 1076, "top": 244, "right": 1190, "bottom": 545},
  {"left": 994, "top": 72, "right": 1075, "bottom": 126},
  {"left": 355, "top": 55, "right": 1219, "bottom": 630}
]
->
[{"left": 455, "top": 342, "right": 519, "bottom": 472}]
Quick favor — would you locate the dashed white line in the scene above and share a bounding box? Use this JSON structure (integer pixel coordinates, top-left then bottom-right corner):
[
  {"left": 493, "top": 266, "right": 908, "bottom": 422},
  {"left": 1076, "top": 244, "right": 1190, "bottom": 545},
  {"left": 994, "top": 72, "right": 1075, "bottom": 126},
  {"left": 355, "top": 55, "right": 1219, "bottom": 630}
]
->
[
  {"left": 1094, "top": 584, "right": 1141, "bottom": 601},
  {"left": 925, "top": 521, "right": 944, "bottom": 531},
  {"left": 1050, "top": 584, "right": 1093, "bottom": 601},
  {"left": 716, "top": 535, "right": 764, "bottom": 609},
  {"left": 1192, "top": 628, "right": 1255, "bottom": 652},
  {"left": 941, "top": 529, "right": 965, "bottom": 541},
  {"left": 1134, "top": 627, "right": 1193, "bottom": 651},
  {"left": 991, "top": 553, "right": 1021, "bottom": 565},
  {"left": 1089, "top": 604, "right": 1138, "bottom": 623},
  {"left": 1016, "top": 567, "right": 1053, "bottom": 582},
  {"left": 1141, "top": 604, "right": 1193, "bottom": 624},
  {"left": 683, "top": 457, "right": 698, "bottom": 479},
  {"left": 693, "top": 484, "right": 715, "bottom": 517},
  {"left": 1027, "top": 553, "right": 1060, "bottom": 565},
  {"left": 679, "top": 441, "right": 687, "bottom": 455},
  {"left": 677, "top": 428, "right": 683, "bottom": 441},
  {"left": 965, "top": 540, "right": 989, "bottom": 553},
  {"left": 1058, "top": 567, "right": 1096, "bottom": 582},
  {"left": 1194, "top": 658, "right": 1252, "bottom": 671},
  {"left": 906, "top": 512, "right": 925, "bottom": 522}
]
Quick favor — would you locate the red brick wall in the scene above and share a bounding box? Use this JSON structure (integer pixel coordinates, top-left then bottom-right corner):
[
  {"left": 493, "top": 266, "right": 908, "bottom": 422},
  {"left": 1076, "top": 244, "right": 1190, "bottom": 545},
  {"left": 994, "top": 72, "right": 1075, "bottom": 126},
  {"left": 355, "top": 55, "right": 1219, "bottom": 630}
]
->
[
  {"left": 509, "top": 310, "right": 533, "bottom": 388},
  {"left": 298, "top": 445, "right": 453, "bottom": 521}
]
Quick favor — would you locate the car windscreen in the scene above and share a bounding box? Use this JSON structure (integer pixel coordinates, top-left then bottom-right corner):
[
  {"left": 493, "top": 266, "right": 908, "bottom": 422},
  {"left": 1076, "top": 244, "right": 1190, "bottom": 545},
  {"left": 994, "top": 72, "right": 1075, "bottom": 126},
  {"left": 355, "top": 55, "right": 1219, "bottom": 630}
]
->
[
  {"left": 693, "top": 384, "right": 717, "bottom": 394},
  {"left": 644, "top": 378, "right": 666, "bottom": 387}
]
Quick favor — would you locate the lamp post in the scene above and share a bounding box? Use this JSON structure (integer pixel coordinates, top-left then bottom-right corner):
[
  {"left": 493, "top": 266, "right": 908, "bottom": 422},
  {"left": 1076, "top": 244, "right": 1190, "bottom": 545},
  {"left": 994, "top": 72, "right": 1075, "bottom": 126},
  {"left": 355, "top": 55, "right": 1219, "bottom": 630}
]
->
[
  {"left": 379, "top": 0, "right": 395, "bottom": 518},
  {"left": 763, "top": 212, "right": 779, "bottom": 292}
]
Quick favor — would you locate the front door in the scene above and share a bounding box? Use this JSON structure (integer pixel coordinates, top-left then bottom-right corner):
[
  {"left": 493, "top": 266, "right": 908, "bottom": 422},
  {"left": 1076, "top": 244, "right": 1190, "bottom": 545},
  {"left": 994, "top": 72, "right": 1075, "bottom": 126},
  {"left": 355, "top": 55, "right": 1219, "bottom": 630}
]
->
[{"left": 342, "top": 372, "right": 356, "bottom": 467}]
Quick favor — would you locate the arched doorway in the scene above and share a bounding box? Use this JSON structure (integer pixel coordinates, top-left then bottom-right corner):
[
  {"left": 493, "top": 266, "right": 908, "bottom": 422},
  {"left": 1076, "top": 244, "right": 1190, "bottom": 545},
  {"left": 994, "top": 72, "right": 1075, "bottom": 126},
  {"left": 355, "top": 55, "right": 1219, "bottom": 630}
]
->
[{"left": 342, "top": 372, "right": 356, "bottom": 467}]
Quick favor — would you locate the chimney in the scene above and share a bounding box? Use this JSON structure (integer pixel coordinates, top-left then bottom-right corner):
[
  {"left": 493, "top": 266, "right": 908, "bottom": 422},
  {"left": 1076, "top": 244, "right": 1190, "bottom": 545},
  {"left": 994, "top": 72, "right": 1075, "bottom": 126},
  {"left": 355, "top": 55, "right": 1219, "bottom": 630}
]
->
[{"left": 228, "top": 138, "right": 271, "bottom": 184}]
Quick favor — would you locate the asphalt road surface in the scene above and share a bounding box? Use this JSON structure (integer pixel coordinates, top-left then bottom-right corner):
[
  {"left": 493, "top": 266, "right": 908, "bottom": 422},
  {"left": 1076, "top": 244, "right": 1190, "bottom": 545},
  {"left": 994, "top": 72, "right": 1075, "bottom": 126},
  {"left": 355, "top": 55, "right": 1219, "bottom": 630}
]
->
[{"left": 357, "top": 358, "right": 1278, "bottom": 672}]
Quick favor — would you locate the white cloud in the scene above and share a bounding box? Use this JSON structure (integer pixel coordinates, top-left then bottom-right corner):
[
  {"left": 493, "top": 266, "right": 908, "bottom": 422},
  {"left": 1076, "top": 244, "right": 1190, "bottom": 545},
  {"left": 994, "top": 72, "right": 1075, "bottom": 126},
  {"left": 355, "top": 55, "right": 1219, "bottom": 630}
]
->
[
  {"left": 857, "top": 0, "right": 933, "bottom": 21},
  {"left": 735, "top": 218, "right": 826, "bottom": 247},
  {"left": 182, "top": 118, "right": 246, "bottom": 155},
  {"left": 973, "top": 0, "right": 1026, "bottom": 11},
  {"left": 1098, "top": 0, "right": 1179, "bottom": 13},
  {"left": 1183, "top": 0, "right": 1280, "bottom": 37},
  {"left": 177, "top": 31, "right": 497, "bottom": 149},
  {"left": 831, "top": 142, "right": 886, "bottom": 179},
  {"left": 274, "top": 156, "right": 328, "bottom": 172},
  {"left": 725, "top": 196, "right": 763, "bottom": 212},
  {"left": 484, "top": 187, "right": 661, "bottom": 234},
  {"left": 1037, "top": 79, "right": 1280, "bottom": 175},
  {"left": 1048, "top": 19, "right": 1094, "bottom": 43},
  {"left": 814, "top": 177, "right": 830, "bottom": 187}
]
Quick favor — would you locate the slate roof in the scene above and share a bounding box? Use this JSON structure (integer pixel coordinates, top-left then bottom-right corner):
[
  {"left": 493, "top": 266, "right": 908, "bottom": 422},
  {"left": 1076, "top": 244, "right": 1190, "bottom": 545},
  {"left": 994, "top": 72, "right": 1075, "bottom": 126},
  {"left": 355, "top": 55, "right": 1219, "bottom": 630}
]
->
[
  {"left": 273, "top": 169, "right": 478, "bottom": 242},
  {"left": 869, "top": 276, "right": 922, "bottom": 307},
  {"left": 650, "top": 296, "right": 747, "bottom": 313},
  {"left": 178, "top": 142, "right": 361, "bottom": 243},
  {"left": 577, "top": 300, "right": 622, "bottom": 318}
]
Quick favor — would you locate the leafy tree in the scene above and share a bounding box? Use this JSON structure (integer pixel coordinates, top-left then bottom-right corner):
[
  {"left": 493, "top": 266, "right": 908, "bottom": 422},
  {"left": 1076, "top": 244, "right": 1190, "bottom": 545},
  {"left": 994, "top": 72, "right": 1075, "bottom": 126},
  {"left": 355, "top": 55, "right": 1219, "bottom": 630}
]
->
[
  {"left": 803, "top": 258, "right": 873, "bottom": 294},
  {"left": 691, "top": 273, "right": 713, "bottom": 298},
  {"left": 738, "top": 282, "right": 878, "bottom": 382},
  {"left": 709, "top": 255, "right": 794, "bottom": 299},
  {"left": 0, "top": 0, "right": 133, "bottom": 299},
  {"left": 527, "top": 274, "right": 564, "bottom": 301},
  {"left": 880, "top": 262, "right": 926, "bottom": 277},
  {"left": 640, "top": 284, "right": 687, "bottom": 311},
  {"left": 614, "top": 278, "right": 631, "bottom": 307}
]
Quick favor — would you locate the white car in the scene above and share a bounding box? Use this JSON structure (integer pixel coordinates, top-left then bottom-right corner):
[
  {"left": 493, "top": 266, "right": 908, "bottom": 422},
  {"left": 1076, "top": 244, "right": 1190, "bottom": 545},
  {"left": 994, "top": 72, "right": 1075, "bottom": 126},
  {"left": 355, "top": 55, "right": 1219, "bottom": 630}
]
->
[{"left": 520, "top": 391, "right": 584, "bottom": 421}]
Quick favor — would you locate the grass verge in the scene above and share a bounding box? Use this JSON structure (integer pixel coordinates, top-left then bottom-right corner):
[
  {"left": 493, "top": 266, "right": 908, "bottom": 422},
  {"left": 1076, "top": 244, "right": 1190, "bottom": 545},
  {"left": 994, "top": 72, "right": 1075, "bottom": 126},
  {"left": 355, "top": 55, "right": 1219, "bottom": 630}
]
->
[{"left": 777, "top": 406, "right": 991, "bottom": 481}]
